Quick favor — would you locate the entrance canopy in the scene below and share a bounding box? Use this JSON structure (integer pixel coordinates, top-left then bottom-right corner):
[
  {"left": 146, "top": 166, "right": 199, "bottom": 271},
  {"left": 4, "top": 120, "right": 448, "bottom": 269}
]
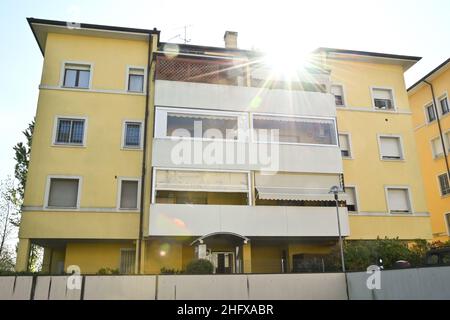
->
[{"left": 190, "top": 232, "right": 250, "bottom": 246}]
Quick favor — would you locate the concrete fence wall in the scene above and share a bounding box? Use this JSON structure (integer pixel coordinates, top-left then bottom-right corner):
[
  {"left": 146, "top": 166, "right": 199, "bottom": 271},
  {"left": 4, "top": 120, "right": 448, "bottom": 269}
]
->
[{"left": 1, "top": 267, "right": 449, "bottom": 300}]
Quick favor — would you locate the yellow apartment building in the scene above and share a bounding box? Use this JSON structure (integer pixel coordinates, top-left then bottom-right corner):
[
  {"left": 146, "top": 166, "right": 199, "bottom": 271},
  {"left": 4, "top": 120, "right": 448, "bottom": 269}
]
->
[
  {"left": 16, "top": 18, "right": 432, "bottom": 275},
  {"left": 408, "top": 59, "right": 450, "bottom": 242}
]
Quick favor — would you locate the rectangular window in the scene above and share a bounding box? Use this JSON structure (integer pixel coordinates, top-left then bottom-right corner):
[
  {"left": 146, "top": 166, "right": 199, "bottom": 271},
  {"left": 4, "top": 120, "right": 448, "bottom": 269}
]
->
[
  {"left": 128, "top": 68, "right": 145, "bottom": 92},
  {"left": 252, "top": 114, "right": 337, "bottom": 145},
  {"left": 331, "top": 85, "right": 345, "bottom": 106},
  {"left": 387, "top": 188, "right": 411, "bottom": 214},
  {"left": 63, "top": 63, "right": 91, "bottom": 88},
  {"left": 47, "top": 178, "right": 79, "bottom": 208},
  {"left": 379, "top": 136, "right": 403, "bottom": 160},
  {"left": 432, "top": 137, "right": 444, "bottom": 158},
  {"left": 167, "top": 112, "right": 239, "bottom": 140},
  {"left": 339, "top": 133, "right": 351, "bottom": 158},
  {"left": 440, "top": 96, "right": 449, "bottom": 115},
  {"left": 55, "top": 118, "right": 85, "bottom": 145},
  {"left": 123, "top": 122, "right": 142, "bottom": 148},
  {"left": 373, "top": 88, "right": 394, "bottom": 110},
  {"left": 120, "top": 249, "right": 135, "bottom": 274},
  {"left": 446, "top": 132, "right": 450, "bottom": 152},
  {"left": 345, "top": 187, "right": 358, "bottom": 212},
  {"left": 446, "top": 213, "right": 450, "bottom": 235},
  {"left": 438, "top": 173, "right": 450, "bottom": 196},
  {"left": 119, "top": 180, "right": 139, "bottom": 209},
  {"left": 426, "top": 104, "right": 436, "bottom": 123}
]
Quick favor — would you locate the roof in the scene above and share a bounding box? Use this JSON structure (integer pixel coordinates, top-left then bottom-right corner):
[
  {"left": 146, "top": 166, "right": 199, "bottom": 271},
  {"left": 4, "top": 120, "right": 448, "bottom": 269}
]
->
[
  {"left": 314, "top": 47, "right": 422, "bottom": 71},
  {"left": 407, "top": 58, "right": 450, "bottom": 94},
  {"left": 27, "top": 17, "right": 160, "bottom": 56}
]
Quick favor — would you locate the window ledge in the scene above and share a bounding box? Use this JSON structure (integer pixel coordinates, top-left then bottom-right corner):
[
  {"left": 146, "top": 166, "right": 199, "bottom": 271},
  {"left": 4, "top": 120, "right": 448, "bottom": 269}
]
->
[
  {"left": 380, "top": 158, "right": 405, "bottom": 162},
  {"left": 52, "top": 144, "right": 86, "bottom": 148},
  {"left": 121, "top": 146, "right": 143, "bottom": 151}
]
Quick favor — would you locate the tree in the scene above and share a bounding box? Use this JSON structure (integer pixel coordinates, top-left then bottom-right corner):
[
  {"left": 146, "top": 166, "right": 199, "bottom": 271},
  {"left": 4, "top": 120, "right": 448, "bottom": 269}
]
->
[
  {"left": 0, "top": 177, "right": 18, "bottom": 272},
  {"left": 11, "top": 119, "right": 42, "bottom": 271}
]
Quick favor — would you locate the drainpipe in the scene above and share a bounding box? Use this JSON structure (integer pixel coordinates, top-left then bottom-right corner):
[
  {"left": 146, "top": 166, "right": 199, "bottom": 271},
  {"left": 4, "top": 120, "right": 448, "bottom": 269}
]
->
[
  {"left": 136, "top": 32, "right": 153, "bottom": 274},
  {"left": 424, "top": 80, "right": 450, "bottom": 178}
]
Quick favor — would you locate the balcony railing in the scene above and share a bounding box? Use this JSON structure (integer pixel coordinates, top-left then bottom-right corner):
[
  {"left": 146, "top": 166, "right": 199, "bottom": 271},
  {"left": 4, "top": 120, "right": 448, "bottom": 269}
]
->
[{"left": 155, "top": 55, "right": 327, "bottom": 92}]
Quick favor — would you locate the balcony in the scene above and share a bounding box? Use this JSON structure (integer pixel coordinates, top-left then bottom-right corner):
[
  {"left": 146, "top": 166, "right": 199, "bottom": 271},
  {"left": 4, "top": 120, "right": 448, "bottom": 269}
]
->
[
  {"left": 154, "top": 55, "right": 335, "bottom": 118},
  {"left": 148, "top": 203, "right": 349, "bottom": 238}
]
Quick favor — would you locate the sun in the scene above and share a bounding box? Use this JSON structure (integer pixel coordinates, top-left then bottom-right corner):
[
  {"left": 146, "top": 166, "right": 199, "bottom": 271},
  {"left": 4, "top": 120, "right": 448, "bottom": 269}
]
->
[{"left": 263, "top": 46, "right": 312, "bottom": 80}]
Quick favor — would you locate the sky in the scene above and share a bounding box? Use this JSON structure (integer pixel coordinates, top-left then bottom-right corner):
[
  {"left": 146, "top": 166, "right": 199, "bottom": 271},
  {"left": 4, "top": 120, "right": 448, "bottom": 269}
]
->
[{"left": 0, "top": 0, "right": 449, "bottom": 181}]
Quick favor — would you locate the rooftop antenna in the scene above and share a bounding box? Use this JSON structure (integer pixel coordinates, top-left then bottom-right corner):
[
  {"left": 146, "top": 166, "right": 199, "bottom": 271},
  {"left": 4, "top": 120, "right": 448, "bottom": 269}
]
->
[{"left": 167, "top": 24, "right": 192, "bottom": 44}]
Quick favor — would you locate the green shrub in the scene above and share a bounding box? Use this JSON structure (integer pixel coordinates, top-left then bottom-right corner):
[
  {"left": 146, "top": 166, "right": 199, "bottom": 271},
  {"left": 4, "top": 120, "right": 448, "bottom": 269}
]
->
[
  {"left": 185, "top": 259, "right": 214, "bottom": 274},
  {"left": 160, "top": 267, "right": 184, "bottom": 274},
  {"left": 97, "top": 267, "right": 120, "bottom": 275}
]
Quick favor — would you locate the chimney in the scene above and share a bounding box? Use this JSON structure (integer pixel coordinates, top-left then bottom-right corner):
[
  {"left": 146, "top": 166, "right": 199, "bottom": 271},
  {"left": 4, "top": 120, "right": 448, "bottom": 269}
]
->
[{"left": 224, "top": 31, "right": 238, "bottom": 49}]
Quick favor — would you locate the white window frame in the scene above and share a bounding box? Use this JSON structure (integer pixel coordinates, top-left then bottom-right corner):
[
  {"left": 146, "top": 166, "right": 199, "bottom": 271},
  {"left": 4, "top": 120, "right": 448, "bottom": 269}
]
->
[
  {"left": 344, "top": 185, "right": 359, "bottom": 213},
  {"left": 117, "top": 177, "right": 141, "bottom": 211},
  {"left": 338, "top": 132, "right": 353, "bottom": 159},
  {"left": 250, "top": 112, "right": 339, "bottom": 147},
  {"left": 430, "top": 135, "right": 445, "bottom": 159},
  {"left": 60, "top": 61, "right": 94, "bottom": 89},
  {"left": 121, "top": 120, "right": 144, "bottom": 150},
  {"left": 438, "top": 92, "right": 450, "bottom": 117},
  {"left": 52, "top": 116, "right": 88, "bottom": 147},
  {"left": 377, "top": 134, "right": 405, "bottom": 161},
  {"left": 370, "top": 86, "right": 396, "bottom": 112},
  {"left": 44, "top": 175, "right": 83, "bottom": 210},
  {"left": 437, "top": 172, "right": 450, "bottom": 198},
  {"left": 445, "top": 130, "right": 450, "bottom": 152},
  {"left": 151, "top": 167, "right": 252, "bottom": 205},
  {"left": 384, "top": 186, "right": 413, "bottom": 214},
  {"left": 155, "top": 107, "right": 249, "bottom": 142},
  {"left": 125, "top": 65, "right": 147, "bottom": 93},
  {"left": 331, "top": 83, "right": 346, "bottom": 107},
  {"left": 424, "top": 101, "right": 437, "bottom": 124},
  {"left": 445, "top": 212, "right": 450, "bottom": 236}
]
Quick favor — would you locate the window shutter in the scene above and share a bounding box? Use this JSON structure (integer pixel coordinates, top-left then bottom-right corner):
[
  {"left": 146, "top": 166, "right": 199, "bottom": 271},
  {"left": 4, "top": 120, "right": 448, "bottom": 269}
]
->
[
  {"left": 432, "top": 138, "right": 444, "bottom": 157},
  {"left": 120, "top": 249, "right": 136, "bottom": 274},
  {"left": 48, "top": 179, "right": 79, "bottom": 207},
  {"left": 373, "top": 88, "right": 392, "bottom": 100},
  {"left": 331, "top": 85, "right": 343, "bottom": 96},
  {"left": 380, "top": 137, "right": 402, "bottom": 158},
  {"left": 345, "top": 187, "right": 356, "bottom": 206},
  {"left": 339, "top": 134, "right": 349, "bottom": 150},
  {"left": 120, "top": 180, "right": 138, "bottom": 209},
  {"left": 388, "top": 189, "right": 410, "bottom": 212}
]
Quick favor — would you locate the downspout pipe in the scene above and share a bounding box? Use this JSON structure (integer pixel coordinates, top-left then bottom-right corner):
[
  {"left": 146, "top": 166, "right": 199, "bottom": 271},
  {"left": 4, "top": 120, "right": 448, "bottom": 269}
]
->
[
  {"left": 424, "top": 80, "right": 450, "bottom": 178},
  {"left": 137, "top": 32, "right": 153, "bottom": 274}
]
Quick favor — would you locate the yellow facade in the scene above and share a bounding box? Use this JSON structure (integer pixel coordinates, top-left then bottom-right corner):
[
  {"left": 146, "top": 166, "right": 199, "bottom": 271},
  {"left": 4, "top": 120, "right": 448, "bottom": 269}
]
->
[
  {"left": 408, "top": 61, "right": 450, "bottom": 241},
  {"left": 18, "top": 19, "right": 434, "bottom": 275}
]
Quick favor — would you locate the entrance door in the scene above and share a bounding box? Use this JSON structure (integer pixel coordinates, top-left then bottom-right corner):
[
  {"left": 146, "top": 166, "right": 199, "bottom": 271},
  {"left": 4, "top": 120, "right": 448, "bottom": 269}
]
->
[{"left": 212, "top": 252, "right": 234, "bottom": 274}]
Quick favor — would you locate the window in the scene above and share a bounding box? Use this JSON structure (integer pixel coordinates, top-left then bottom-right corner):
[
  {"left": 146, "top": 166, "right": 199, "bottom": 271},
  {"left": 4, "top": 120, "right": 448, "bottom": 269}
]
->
[
  {"left": 153, "top": 169, "right": 250, "bottom": 205},
  {"left": 426, "top": 104, "right": 436, "bottom": 123},
  {"left": 55, "top": 118, "right": 85, "bottom": 145},
  {"left": 63, "top": 63, "right": 91, "bottom": 88},
  {"left": 386, "top": 188, "right": 411, "bottom": 214},
  {"left": 438, "top": 173, "right": 450, "bottom": 196},
  {"left": 372, "top": 88, "right": 394, "bottom": 110},
  {"left": 155, "top": 107, "right": 247, "bottom": 141},
  {"left": 440, "top": 96, "right": 449, "bottom": 115},
  {"left": 331, "top": 85, "right": 345, "bottom": 106},
  {"left": 379, "top": 136, "right": 403, "bottom": 160},
  {"left": 120, "top": 249, "right": 135, "bottom": 274},
  {"left": 127, "top": 68, "right": 145, "bottom": 92},
  {"left": 431, "top": 137, "right": 444, "bottom": 158},
  {"left": 47, "top": 178, "right": 80, "bottom": 208},
  {"left": 446, "top": 132, "right": 450, "bottom": 152},
  {"left": 446, "top": 213, "right": 450, "bottom": 235},
  {"left": 123, "top": 121, "right": 142, "bottom": 148},
  {"left": 344, "top": 187, "right": 358, "bottom": 212},
  {"left": 252, "top": 114, "right": 337, "bottom": 145},
  {"left": 339, "top": 133, "right": 351, "bottom": 158},
  {"left": 119, "top": 179, "right": 139, "bottom": 209}
]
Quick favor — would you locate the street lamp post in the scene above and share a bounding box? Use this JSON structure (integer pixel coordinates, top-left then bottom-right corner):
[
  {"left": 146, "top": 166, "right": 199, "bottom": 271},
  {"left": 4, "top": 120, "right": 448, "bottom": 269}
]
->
[{"left": 329, "top": 185, "right": 346, "bottom": 273}]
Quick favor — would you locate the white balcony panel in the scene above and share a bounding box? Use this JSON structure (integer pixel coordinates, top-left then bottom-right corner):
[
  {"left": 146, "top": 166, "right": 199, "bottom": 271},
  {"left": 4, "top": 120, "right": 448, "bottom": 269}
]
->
[
  {"left": 155, "top": 80, "right": 336, "bottom": 118},
  {"left": 149, "top": 204, "right": 349, "bottom": 237},
  {"left": 152, "top": 139, "right": 343, "bottom": 174}
]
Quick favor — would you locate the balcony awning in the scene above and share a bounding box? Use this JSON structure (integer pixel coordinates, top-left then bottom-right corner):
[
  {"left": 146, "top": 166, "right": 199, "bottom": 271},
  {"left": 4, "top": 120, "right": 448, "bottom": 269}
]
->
[{"left": 256, "top": 187, "right": 348, "bottom": 201}]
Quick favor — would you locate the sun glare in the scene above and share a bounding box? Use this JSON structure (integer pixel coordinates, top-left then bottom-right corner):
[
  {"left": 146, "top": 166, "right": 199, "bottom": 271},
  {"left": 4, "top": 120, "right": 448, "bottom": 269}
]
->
[{"left": 264, "top": 47, "right": 311, "bottom": 79}]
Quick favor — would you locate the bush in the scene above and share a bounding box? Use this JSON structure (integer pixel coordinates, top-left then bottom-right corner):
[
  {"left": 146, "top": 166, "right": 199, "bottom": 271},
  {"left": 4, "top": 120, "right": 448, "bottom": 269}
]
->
[
  {"left": 160, "top": 267, "right": 184, "bottom": 274},
  {"left": 185, "top": 259, "right": 214, "bottom": 274},
  {"left": 97, "top": 267, "right": 120, "bottom": 275}
]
